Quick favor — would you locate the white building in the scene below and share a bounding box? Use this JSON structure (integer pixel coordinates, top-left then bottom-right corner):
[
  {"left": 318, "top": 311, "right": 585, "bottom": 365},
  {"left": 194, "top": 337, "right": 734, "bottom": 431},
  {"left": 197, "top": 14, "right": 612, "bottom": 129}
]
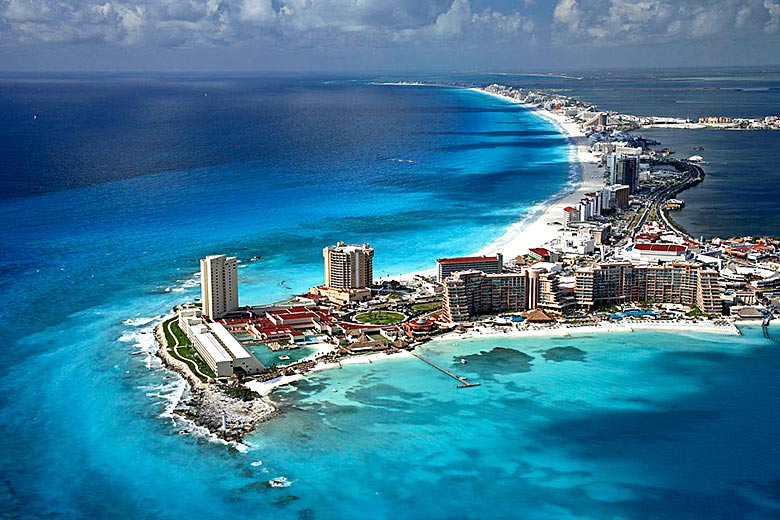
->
[
  {"left": 551, "top": 230, "right": 596, "bottom": 256},
  {"left": 200, "top": 254, "right": 239, "bottom": 319},
  {"left": 623, "top": 243, "right": 688, "bottom": 264},
  {"left": 179, "top": 309, "right": 265, "bottom": 378}
]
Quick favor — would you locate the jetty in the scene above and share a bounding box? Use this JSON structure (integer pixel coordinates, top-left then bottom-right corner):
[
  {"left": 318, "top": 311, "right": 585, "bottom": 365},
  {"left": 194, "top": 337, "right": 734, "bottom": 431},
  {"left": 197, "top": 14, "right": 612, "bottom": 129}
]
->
[
  {"left": 762, "top": 319, "right": 780, "bottom": 345},
  {"left": 411, "top": 353, "right": 480, "bottom": 389}
]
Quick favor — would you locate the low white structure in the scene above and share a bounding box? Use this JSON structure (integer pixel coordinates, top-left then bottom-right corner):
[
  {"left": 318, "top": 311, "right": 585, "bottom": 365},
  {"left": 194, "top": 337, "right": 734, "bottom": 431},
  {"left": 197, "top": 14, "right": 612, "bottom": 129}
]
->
[
  {"left": 623, "top": 243, "right": 688, "bottom": 264},
  {"left": 550, "top": 230, "right": 595, "bottom": 256},
  {"left": 179, "top": 309, "right": 265, "bottom": 378}
]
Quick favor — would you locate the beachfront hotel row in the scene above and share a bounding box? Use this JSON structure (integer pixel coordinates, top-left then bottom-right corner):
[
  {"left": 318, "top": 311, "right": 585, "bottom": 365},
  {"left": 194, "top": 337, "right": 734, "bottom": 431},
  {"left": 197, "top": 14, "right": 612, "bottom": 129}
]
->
[{"left": 439, "top": 259, "right": 720, "bottom": 322}]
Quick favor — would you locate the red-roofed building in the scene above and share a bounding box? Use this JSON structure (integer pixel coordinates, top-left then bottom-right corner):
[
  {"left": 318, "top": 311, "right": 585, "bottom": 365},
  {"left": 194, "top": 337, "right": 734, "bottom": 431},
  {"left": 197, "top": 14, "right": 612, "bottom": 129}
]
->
[
  {"left": 630, "top": 242, "right": 688, "bottom": 263},
  {"left": 563, "top": 206, "right": 579, "bottom": 226},
  {"left": 437, "top": 253, "right": 503, "bottom": 281},
  {"left": 528, "top": 248, "right": 551, "bottom": 261}
]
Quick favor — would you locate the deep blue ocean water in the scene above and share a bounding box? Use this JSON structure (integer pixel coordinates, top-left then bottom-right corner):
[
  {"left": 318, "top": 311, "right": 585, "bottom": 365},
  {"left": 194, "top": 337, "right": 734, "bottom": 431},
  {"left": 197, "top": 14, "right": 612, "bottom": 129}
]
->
[
  {"left": 1, "top": 72, "right": 779, "bottom": 519},
  {"left": 442, "top": 67, "right": 780, "bottom": 239},
  {"left": 394, "top": 67, "right": 780, "bottom": 238}
]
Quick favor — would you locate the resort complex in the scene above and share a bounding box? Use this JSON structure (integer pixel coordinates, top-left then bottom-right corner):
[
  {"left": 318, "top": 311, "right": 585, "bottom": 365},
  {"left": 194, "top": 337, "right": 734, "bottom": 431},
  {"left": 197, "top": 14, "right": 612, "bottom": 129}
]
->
[{"left": 154, "top": 82, "right": 780, "bottom": 443}]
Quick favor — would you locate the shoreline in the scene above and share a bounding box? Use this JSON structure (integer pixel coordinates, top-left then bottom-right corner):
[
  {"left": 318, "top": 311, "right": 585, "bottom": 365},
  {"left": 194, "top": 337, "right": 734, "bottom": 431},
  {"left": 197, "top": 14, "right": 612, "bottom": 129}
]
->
[
  {"left": 153, "top": 319, "right": 278, "bottom": 443},
  {"left": 147, "top": 84, "right": 750, "bottom": 441},
  {"left": 470, "top": 87, "right": 604, "bottom": 259},
  {"left": 430, "top": 319, "right": 742, "bottom": 344},
  {"left": 395, "top": 85, "right": 603, "bottom": 283}
]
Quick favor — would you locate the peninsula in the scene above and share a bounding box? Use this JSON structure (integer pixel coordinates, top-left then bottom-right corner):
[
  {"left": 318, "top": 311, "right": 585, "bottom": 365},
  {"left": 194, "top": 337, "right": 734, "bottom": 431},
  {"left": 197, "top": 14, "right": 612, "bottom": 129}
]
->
[{"left": 153, "top": 83, "right": 780, "bottom": 443}]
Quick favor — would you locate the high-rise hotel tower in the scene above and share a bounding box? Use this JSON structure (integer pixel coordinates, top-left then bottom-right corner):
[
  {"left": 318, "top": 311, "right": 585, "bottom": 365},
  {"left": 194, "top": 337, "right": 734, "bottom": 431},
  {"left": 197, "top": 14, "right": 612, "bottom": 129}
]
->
[
  {"left": 200, "top": 254, "right": 238, "bottom": 318},
  {"left": 323, "top": 242, "right": 374, "bottom": 289}
]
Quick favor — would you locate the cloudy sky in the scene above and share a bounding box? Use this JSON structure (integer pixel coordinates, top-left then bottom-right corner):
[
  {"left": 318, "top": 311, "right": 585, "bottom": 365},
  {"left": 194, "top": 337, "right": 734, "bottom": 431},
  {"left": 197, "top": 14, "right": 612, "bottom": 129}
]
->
[{"left": 0, "top": 0, "right": 778, "bottom": 71}]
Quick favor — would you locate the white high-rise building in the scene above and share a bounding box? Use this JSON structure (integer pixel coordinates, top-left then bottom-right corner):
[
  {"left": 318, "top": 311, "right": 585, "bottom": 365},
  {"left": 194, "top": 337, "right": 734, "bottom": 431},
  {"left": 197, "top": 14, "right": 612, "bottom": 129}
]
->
[{"left": 200, "top": 254, "right": 238, "bottom": 319}]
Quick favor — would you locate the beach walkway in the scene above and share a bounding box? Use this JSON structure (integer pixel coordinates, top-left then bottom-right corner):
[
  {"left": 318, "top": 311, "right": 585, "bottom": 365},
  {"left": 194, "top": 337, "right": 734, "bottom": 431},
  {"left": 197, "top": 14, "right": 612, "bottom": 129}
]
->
[{"left": 411, "top": 353, "right": 480, "bottom": 389}]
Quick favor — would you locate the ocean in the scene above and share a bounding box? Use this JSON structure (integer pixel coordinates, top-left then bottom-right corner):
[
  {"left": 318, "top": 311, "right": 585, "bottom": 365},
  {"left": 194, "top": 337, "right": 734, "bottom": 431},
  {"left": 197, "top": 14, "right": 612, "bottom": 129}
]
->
[
  {"left": 445, "top": 67, "right": 780, "bottom": 239},
  {"left": 1, "top": 71, "right": 779, "bottom": 519}
]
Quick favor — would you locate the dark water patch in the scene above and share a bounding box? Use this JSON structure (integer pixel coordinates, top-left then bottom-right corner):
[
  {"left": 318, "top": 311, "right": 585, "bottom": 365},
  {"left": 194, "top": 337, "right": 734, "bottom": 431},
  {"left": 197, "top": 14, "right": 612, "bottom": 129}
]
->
[
  {"left": 399, "top": 105, "right": 525, "bottom": 115},
  {"left": 345, "top": 383, "right": 429, "bottom": 412},
  {"left": 456, "top": 347, "right": 535, "bottom": 379},
  {"left": 542, "top": 346, "right": 587, "bottom": 363},
  {"left": 414, "top": 129, "right": 561, "bottom": 138},
  {"left": 502, "top": 382, "right": 546, "bottom": 398},
  {"left": 436, "top": 138, "right": 566, "bottom": 153},
  {"left": 272, "top": 495, "right": 300, "bottom": 507},
  {"left": 534, "top": 408, "right": 719, "bottom": 457},
  {"left": 605, "top": 483, "right": 777, "bottom": 520}
]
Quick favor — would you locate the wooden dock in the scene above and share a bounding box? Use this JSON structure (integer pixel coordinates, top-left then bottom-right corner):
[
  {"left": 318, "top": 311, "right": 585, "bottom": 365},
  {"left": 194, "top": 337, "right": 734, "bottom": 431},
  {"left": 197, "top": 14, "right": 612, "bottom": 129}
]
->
[{"left": 411, "top": 353, "right": 480, "bottom": 388}]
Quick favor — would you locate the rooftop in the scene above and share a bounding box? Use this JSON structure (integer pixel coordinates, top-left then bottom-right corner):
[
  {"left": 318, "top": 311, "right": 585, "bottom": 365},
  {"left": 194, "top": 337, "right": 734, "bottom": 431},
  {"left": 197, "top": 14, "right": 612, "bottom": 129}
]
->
[
  {"left": 437, "top": 256, "right": 499, "bottom": 265},
  {"left": 634, "top": 243, "right": 687, "bottom": 253}
]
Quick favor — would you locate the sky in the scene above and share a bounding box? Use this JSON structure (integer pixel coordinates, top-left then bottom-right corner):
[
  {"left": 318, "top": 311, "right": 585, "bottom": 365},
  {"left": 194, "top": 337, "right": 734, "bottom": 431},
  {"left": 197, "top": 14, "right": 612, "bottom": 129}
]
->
[{"left": 0, "top": 0, "right": 778, "bottom": 72}]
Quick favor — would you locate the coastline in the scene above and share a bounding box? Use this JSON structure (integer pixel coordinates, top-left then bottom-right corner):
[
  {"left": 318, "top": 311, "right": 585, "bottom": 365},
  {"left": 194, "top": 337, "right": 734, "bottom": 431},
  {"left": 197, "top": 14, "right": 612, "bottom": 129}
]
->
[
  {"left": 396, "top": 85, "right": 603, "bottom": 283},
  {"left": 153, "top": 319, "right": 278, "bottom": 443},
  {"left": 470, "top": 87, "right": 604, "bottom": 259},
  {"left": 148, "top": 84, "right": 746, "bottom": 441},
  {"left": 431, "top": 319, "right": 742, "bottom": 344}
]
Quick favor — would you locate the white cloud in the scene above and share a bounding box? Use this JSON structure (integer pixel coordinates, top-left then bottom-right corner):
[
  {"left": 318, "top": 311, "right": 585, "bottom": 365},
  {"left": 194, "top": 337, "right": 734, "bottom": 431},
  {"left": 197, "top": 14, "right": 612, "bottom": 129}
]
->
[
  {"left": 552, "top": 0, "right": 780, "bottom": 45},
  {"left": 0, "top": 0, "right": 533, "bottom": 46},
  {"left": 553, "top": 0, "right": 581, "bottom": 32},
  {"left": 765, "top": 0, "right": 780, "bottom": 33},
  {"left": 0, "top": 0, "right": 775, "bottom": 50}
]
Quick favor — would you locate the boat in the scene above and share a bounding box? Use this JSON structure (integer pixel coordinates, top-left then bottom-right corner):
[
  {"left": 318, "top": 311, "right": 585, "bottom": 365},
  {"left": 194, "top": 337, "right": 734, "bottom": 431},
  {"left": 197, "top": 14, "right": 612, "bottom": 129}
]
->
[
  {"left": 250, "top": 256, "right": 262, "bottom": 262},
  {"left": 250, "top": 460, "right": 263, "bottom": 467},
  {"left": 269, "top": 477, "right": 292, "bottom": 488},
  {"left": 460, "top": 358, "right": 468, "bottom": 364},
  {"left": 687, "top": 155, "right": 704, "bottom": 162}
]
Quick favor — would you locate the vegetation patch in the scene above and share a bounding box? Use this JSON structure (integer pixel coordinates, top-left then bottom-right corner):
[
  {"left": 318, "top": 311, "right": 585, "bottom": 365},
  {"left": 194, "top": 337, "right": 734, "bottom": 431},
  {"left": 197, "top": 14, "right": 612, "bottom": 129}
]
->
[
  {"left": 222, "top": 386, "right": 260, "bottom": 401},
  {"left": 353, "top": 310, "right": 405, "bottom": 325},
  {"left": 411, "top": 301, "right": 442, "bottom": 312}
]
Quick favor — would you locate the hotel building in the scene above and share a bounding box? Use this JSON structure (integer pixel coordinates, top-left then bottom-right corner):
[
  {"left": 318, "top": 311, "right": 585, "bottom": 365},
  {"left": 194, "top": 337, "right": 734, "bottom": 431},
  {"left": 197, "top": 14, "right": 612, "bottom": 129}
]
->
[
  {"left": 178, "top": 308, "right": 265, "bottom": 378},
  {"left": 200, "top": 254, "right": 238, "bottom": 319},
  {"left": 323, "top": 242, "right": 374, "bottom": 289},
  {"left": 441, "top": 266, "right": 571, "bottom": 322},
  {"left": 575, "top": 261, "right": 721, "bottom": 314},
  {"left": 608, "top": 153, "right": 640, "bottom": 194},
  {"left": 312, "top": 242, "right": 374, "bottom": 303},
  {"left": 436, "top": 254, "right": 503, "bottom": 282}
]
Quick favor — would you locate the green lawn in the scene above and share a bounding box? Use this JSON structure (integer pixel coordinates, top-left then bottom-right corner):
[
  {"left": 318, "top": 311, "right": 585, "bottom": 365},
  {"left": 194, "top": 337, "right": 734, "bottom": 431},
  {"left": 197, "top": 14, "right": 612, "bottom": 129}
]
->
[
  {"left": 162, "top": 317, "right": 216, "bottom": 380},
  {"left": 354, "top": 310, "right": 405, "bottom": 325},
  {"left": 411, "top": 301, "right": 442, "bottom": 312}
]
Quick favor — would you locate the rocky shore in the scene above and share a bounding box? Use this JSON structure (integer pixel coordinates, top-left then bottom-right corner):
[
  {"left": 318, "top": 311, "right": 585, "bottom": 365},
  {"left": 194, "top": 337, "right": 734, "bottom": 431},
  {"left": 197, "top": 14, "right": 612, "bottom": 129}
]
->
[{"left": 154, "top": 322, "right": 278, "bottom": 442}]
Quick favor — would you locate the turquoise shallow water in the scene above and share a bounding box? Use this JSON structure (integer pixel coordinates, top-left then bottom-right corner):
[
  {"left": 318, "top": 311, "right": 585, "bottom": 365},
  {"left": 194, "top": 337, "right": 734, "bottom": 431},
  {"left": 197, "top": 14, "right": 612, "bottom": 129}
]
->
[
  {"left": 1, "top": 75, "right": 779, "bottom": 519},
  {"left": 249, "top": 326, "right": 780, "bottom": 520},
  {"left": 0, "top": 77, "right": 576, "bottom": 519}
]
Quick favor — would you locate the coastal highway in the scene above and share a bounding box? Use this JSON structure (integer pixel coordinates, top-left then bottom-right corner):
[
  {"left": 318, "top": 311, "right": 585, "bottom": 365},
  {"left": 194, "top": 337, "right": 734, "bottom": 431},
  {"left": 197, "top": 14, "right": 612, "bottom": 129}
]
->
[{"left": 631, "top": 161, "right": 704, "bottom": 239}]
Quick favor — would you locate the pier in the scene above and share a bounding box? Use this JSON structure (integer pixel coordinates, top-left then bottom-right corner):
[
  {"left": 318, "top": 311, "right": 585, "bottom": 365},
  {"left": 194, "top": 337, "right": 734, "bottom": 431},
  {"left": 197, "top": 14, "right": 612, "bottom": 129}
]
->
[
  {"left": 762, "top": 319, "right": 780, "bottom": 345},
  {"left": 411, "top": 353, "right": 481, "bottom": 388}
]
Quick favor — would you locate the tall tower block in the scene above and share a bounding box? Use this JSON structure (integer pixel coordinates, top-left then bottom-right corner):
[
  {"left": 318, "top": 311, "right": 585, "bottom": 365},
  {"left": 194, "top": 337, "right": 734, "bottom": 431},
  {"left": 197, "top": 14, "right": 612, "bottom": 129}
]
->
[
  {"left": 200, "top": 254, "right": 238, "bottom": 318},
  {"left": 323, "top": 242, "right": 374, "bottom": 289}
]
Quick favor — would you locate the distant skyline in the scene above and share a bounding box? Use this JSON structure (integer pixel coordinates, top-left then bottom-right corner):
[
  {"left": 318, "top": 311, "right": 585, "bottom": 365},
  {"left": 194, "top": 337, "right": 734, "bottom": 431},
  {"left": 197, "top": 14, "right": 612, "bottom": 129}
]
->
[{"left": 0, "top": 0, "right": 778, "bottom": 72}]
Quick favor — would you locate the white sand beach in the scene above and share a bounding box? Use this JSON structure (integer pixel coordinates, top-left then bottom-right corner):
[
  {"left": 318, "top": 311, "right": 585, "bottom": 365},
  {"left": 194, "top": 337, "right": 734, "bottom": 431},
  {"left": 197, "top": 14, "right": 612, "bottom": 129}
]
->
[
  {"left": 395, "top": 87, "right": 603, "bottom": 283},
  {"left": 431, "top": 319, "right": 741, "bottom": 343},
  {"left": 471, "top": 88, "right": 605, "bottom": 259}
]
